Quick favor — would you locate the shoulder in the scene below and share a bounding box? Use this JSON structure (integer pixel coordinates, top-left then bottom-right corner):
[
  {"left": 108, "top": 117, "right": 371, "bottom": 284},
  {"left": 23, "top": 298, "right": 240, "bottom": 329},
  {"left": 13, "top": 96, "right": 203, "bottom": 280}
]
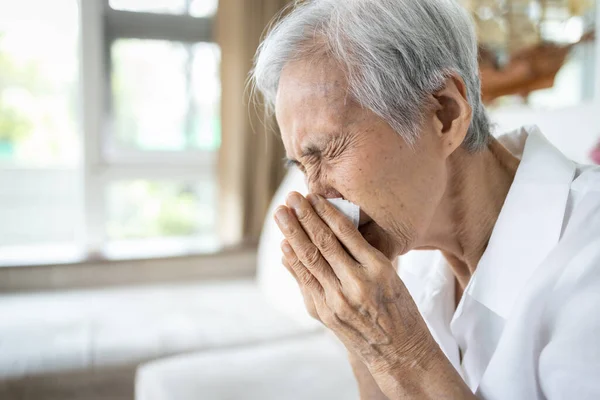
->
[
  {"left": 572, "top": 163, "right": 600, "bottom": 193},
  {"left": 554, "top": 189, "right": 600, "bottom": 292},
  {"left": 562, "top": 171, "right": 600, "bottom": 243},
  {"left": 537, "top": 239, "right": 600, "bottom": 398},
  {"left": 545, "top": 217, "right": 600, "bottom": 331},
  {"left": 543, "top": 187, "right": 600, "bottom": 324}
]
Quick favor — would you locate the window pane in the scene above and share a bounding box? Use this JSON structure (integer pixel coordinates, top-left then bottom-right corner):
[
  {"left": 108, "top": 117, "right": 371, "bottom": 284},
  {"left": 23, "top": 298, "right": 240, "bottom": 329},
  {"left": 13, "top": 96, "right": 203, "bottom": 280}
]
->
[
  {"left": 111, "top": 40, "right": 221, "bottom": 152},
  {"left": 109, "top": 0, "right": 218, "bottom": 18},
  {"left": 107, "top": 180, "right": 217, "bottom": 239},
  {"left": 0, "top": 169, "right": 80, "bottom": 247},
  {"left": 189, "top": 0, "right": 219, "bottom": 18},
  {"left": 0, "top": 0, "right": 80, "bottom": 258},
  {"left": 0, "top": 0, "right": 79, "bottom": 167}
]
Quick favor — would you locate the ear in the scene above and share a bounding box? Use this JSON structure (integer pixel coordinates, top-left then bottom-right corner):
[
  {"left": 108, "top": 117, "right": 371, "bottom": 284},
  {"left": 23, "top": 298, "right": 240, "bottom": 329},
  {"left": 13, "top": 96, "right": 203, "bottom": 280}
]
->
[{"left": 431, "top": 74, "right": 473, "bottom": 157}]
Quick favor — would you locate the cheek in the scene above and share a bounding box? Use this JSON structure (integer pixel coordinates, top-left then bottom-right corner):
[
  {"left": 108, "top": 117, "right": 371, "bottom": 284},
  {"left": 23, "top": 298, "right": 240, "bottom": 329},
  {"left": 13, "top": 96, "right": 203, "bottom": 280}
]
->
[
  {"left": 347, "top": 151, "right": 446, "bottom": 238},
  {"left": 328, "top": 157, "right": 400, "bottom": 230},
  {"left": 326, "top": 159, "right": 373, "bottom": 201},
  {"left": 324, "top": 130, "right": 446, "bottom": 226}
]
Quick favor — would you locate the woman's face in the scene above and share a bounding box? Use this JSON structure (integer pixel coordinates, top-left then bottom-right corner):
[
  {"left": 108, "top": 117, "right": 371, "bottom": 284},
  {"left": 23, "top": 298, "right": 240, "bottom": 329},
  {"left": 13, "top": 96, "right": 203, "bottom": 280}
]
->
[{"left": 276, "top": 59, "right": 451, "bottom": 259}]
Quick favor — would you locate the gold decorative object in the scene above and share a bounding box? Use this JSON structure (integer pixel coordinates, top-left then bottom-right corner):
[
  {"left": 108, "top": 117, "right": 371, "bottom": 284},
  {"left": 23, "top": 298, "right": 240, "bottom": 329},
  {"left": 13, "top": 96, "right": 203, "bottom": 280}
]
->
[
  {"left": 461, "top": 0, "right": 596, "bottom": 103},
  {"left": 569, "top": 0, "right": 594, "bottom": 16}
]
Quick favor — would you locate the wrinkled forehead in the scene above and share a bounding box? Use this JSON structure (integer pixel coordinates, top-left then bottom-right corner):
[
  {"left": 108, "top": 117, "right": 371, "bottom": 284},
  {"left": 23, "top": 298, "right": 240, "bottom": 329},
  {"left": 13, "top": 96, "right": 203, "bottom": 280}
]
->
[{"left": 275, "top": 59, "right": 353, "bottom": 155}]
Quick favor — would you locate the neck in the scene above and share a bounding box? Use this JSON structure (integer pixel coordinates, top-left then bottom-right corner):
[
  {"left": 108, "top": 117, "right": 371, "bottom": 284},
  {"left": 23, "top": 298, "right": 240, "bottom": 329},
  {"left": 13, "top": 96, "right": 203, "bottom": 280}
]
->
[{"left": 417, "top": 138, "right": 520, "bottom": 289}]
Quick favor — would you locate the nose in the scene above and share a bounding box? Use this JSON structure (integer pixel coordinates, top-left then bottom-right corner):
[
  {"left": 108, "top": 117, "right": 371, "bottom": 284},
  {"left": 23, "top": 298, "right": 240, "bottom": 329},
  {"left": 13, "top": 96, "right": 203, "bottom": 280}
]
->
[{"left": 306, "top": 178, "right": 343, "bottom": 200}]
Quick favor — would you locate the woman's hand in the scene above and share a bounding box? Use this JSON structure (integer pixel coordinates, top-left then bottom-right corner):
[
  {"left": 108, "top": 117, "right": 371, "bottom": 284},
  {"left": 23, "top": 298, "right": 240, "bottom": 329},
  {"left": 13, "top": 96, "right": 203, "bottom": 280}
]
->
[
  {"left": 275, "top": 192, "right": 440, "bottom": 386},
  {"left": 275, "top": 192, "right": 476, "bottom": 398}
]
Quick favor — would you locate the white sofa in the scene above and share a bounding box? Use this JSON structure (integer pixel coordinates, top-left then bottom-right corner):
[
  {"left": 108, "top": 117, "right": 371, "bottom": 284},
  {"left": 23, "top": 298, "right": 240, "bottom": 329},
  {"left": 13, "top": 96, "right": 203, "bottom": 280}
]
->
[{"left": 0, "top": 277, "right": 322, "bottom": 400}]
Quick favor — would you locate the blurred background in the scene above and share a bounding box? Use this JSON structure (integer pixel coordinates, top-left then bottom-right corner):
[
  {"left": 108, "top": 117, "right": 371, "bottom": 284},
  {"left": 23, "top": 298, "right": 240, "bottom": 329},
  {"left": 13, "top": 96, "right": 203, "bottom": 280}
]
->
[
  {"left": 0, "top": 0, "right": 221, "bottom": 264},
  {"left": 0, "top": 0, "right": 598, "bottom": 399}
]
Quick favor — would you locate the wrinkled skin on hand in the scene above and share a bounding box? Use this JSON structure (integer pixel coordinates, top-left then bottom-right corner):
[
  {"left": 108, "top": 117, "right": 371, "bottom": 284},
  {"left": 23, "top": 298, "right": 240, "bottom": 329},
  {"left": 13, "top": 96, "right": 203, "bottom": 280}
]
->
[{"left": 276, "top": 192, "right": 436, "bottom": 375}]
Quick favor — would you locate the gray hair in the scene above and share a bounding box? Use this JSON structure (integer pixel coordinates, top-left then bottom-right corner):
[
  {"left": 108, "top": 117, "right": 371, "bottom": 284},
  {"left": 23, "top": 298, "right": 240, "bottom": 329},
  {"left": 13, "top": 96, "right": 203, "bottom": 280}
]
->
[{"left": 252, "top": 0, "right": 491, "bottom": 151}]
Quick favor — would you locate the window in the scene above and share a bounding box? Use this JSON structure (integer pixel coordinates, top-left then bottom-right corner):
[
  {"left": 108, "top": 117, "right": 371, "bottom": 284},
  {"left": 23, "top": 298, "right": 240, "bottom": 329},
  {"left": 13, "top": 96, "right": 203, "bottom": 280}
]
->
[
  {"left": 102, "top": 1, "right": 221, "bottom": 257},
  {"left": 109, "top": 0, "right": 218, "bottom": 17},
  {"left": 0, "top": 0, "right": 81, "bottom": 260},
  {"left": 107, "top": 180, "right": 217, "bottom": 239},
  {"left": 110, "top": 40, "right": 220, "bottom": 152},
  {"left": 0, "top": 0, "right": 221, "bottom": 265},
  {"left": 0, "top": 0, "right": 80, "bottom": 168}
]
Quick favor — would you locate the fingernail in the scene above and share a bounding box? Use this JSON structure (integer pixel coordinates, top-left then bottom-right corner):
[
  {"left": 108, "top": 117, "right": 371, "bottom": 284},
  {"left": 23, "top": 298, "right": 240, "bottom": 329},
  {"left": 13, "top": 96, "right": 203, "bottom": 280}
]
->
[
  {"left": 281, "top": 241, "right": 292, "bottom": 254},
  {"left": 275, "top": 208, "right": 289, "bottom": 226},
  {"left": 307, "top": 194, "right": 320, "bottom": 207}
]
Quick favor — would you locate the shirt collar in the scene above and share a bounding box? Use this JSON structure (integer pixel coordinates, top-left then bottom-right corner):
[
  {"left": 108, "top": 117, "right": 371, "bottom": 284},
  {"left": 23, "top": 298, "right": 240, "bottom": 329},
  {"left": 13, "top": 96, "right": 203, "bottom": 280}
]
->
[{"left": 464, "top": 126, "right": 576, "bottom": 319}]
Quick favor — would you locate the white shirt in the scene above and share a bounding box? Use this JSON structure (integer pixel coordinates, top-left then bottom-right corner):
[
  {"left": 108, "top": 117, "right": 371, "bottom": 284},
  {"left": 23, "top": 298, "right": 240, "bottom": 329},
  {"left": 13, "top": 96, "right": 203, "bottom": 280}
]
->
[{"left": 399, "top": 126, "right": 600, "bottom": 399}]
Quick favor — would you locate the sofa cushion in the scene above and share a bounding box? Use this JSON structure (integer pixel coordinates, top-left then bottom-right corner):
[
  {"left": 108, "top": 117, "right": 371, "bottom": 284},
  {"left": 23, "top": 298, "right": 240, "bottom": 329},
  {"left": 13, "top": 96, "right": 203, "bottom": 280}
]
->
[
  {"left": 135, "top": 333, "right": 359, "bottom": 400},
  {"left": 0, "top": 280, "right": 316, "bottom": 379}
]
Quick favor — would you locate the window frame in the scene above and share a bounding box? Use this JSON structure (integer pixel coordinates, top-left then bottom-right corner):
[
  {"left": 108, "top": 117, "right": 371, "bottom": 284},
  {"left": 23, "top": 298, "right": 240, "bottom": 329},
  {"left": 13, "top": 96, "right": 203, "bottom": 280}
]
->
[{"left": 80, "top": 0, "right": 219, "bottom": 255}]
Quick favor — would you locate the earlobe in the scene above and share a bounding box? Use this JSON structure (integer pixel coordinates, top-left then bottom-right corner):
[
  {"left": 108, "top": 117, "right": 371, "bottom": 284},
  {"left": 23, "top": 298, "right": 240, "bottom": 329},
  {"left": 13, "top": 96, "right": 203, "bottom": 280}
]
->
[{"left": 432, "top": 75, "right": 472, "bottom": 157}]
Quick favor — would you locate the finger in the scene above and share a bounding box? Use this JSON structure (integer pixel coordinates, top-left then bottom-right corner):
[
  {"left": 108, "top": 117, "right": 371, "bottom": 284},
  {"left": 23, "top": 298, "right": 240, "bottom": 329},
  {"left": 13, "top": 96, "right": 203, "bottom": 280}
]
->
[
  {"left": 286, "top": 192, "right": 359, "bottom": 281},
  {"left": 307, "top": 194, "right": 383, "bottom": 266},
  {"left": 282, "top": 242, "right": 322, "bottom": 322},
  {"left": 275, "top": 206, "right": 340, "bottom": 291},
  {"left": 280, "top": 238, "right": 324, "bottom": 295},
  {"left": 281, "top": 255, "right": 298, "bottom": 280}
]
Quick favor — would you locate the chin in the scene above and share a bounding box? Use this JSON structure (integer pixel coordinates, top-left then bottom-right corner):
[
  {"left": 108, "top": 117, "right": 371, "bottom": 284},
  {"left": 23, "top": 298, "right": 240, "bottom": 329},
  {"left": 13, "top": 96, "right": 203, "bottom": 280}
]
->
[{"left": 358, "top": 221, "right": 399, "bottom": 260}]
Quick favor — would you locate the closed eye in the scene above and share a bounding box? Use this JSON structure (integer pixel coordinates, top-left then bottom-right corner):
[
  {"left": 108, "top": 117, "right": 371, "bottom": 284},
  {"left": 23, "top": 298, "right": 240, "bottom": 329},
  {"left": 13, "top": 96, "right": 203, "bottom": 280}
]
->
[
  {"left": 283, "top": 157, "right": 302, "bottom": 171},
  {"left": 284, "top": 145, "right": 323, "bottom": 173}
]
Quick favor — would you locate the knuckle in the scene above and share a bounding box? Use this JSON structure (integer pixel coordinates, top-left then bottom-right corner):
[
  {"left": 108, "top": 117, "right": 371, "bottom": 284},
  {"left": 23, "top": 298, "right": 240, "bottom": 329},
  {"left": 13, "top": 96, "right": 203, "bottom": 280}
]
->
[
  {"left": 301, "top": 245, "right": 322, "bottom": 267},
  {"left": 320, "top": 205, "right": 338, "bottom": 221},
  {"left": 330, "top": 292, "right": 354, "bottom": 322},
  {"left": 307, "top": 308, "right": 319, "bottom": 321},
  {"left": 297, "top": 269, "right": 314, "bottom": 287},
  {"left": 305, "top": 301, "right": 320, "bottom": 321},
  {"left": 353, "top": 285, "right": 372, "bottom": 305},
  {"left": 335, "top": 303, "right": 354, "bottom": 322},
  {"left": 289, "top": 258, "right": 310, "bottom": 283},
  {"left": 295, "top": 204, "right": 314, "bottom": 222},
  {"left": 314, "top": 229, "right": 337, "bottom": 252},
  {"left": 367, "top": 251, "right": 385, "bottom": 266},
  {"left": 335, "top": 218, "right": 356, "bottom": 238},
  {"left": 320, "top": 309, "right": 336, "bottom": 326},
  {"left": 285, "top": 224, "right": 301, "bottom": 239}
]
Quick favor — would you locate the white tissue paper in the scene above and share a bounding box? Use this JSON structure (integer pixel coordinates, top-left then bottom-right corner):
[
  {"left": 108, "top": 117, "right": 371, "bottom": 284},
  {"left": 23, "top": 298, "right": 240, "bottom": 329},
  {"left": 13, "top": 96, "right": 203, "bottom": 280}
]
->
[{"left": 327, "top": 198, "right": 360, "bottom": 228}]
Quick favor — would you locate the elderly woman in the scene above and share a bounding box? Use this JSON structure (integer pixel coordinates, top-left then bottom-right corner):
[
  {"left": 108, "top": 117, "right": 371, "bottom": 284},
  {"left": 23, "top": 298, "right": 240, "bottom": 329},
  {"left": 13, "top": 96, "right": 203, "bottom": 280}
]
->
[{"left": 252, "top": 0, "right": 600, "bottom": 399}]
